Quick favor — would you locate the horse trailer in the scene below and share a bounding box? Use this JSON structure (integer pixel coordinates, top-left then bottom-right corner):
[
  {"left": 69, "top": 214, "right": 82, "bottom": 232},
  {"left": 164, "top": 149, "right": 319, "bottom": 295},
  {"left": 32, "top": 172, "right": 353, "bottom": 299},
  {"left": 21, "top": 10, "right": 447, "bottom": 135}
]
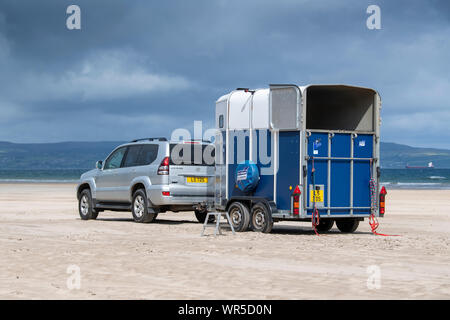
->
[{"left": 213, "top": 84, "right": 384, "bottom": 233}]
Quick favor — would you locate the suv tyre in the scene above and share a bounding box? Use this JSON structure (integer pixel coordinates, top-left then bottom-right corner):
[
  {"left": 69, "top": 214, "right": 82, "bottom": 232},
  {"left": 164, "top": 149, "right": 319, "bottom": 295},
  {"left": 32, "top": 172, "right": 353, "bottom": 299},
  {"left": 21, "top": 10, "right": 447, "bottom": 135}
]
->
[
  {"left": 131, "top": 189, "right": 156, "bottom": 223},
  {"left": 78, "top": 189, "right": 99, "bottom": 220}
]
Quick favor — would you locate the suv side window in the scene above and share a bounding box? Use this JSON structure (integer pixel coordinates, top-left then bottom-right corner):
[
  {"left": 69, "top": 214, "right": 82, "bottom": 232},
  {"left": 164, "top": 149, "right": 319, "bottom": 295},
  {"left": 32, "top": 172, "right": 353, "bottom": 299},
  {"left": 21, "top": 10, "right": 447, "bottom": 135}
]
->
[
  {"left": 104, "top": 147, "right": 127, "bottom": 170},
  {"left": 122, "top": 145, "right": 143, "bottom": 168},
  {"left": 138, "top": 144, "right": 159, "bottom": 165}
]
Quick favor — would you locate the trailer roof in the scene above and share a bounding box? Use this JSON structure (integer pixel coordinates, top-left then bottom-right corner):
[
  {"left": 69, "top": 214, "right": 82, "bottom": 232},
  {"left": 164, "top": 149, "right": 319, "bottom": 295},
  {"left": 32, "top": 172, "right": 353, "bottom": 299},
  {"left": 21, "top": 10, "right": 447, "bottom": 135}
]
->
[{"left": 216, "top": 84, "right": 379, "bottom": 103}]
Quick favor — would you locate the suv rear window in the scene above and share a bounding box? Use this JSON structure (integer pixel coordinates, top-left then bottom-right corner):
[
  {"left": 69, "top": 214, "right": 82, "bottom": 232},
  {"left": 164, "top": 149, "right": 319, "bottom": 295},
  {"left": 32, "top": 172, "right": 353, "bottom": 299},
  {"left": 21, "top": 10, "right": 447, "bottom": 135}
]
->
[
  {"left": 140, "top": 144, "right": 159, "bottom": 165},
  {"left": 170, "top": 143, "right": 215, "bottom": 166}
]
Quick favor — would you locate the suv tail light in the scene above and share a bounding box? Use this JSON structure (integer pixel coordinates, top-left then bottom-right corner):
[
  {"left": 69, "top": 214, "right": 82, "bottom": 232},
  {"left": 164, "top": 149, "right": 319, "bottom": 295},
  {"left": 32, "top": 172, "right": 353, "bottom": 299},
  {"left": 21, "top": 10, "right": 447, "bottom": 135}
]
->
[
  {"left": 379, "top": 186, "right": 387, "bottom": 216},
  {"left": 292, "top": 185, "right": 301, "bottom": 215},
  {"left": 157, "top": 156, "right": 170, "bottom": 175}
]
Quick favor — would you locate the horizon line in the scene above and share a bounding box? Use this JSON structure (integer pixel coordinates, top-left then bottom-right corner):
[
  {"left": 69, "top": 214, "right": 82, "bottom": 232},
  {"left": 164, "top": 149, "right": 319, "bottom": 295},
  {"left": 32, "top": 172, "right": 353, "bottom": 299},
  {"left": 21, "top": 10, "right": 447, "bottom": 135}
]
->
[{"left": 1, "top": 140, "right": 450, "bottom": 151}]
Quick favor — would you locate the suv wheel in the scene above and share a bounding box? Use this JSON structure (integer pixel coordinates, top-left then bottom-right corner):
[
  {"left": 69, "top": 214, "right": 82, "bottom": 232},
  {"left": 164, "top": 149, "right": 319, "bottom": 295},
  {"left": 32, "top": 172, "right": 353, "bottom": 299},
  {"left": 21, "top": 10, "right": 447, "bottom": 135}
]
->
[
  {"left": 195, "top": 209, "right": 215, "bottom": 223},
  {"left": 78, "top": 189, "right": 99, "bottom": 220},
  {"left": 131, "top": 189, "right": 156, "bottom": 223}
]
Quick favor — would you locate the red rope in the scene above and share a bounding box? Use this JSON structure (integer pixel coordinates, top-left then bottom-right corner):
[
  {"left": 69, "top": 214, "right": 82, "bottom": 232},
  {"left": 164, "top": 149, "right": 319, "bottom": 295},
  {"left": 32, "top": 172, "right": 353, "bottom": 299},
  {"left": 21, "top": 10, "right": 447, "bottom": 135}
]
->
[
  {"left": 312, "top": 208, "right": 320, "bottom": 236},
  {"left": 369, "top": 213, "right": 400, "bottom": 237},
  {"left": 368, "top": 161, "right": 400, "bottom": 237}
]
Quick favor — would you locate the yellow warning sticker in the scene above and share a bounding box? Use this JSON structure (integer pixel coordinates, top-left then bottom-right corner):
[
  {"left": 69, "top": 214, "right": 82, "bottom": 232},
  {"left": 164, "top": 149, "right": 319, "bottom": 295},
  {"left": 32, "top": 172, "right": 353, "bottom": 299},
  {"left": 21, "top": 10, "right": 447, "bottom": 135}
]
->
[{"left": 310, "top": 190, "right": 324, "bottom": 203}]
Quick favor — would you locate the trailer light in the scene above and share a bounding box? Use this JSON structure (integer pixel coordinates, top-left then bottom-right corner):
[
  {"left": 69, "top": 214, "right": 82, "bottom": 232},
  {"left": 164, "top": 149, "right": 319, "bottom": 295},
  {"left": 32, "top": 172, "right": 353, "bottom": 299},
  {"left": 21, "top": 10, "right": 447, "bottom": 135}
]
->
[
  {"left": 162, "top": 191, "right": 170, "bottom": 196},
  {"left": 379, "top": 186, "right": 387, "bottom": 216},
  {"left": 293, "top": 185, "right": 301, "bottom": 215},
  {"left": 293, "top": 196, "right": 300, "bottom": 215},
  {"left": 157, "top": 157, "right": 170, "bottom": 175}
]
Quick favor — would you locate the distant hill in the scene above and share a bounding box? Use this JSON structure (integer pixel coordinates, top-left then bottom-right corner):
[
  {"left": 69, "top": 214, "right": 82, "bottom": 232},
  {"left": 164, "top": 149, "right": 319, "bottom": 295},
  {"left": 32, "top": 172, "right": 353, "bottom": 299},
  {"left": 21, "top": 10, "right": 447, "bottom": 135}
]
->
[
  {"left": 0, "top": 140, "right": 449, "bottom": 169},
  {"left": 0, "top": 141, "right": 125, "bottom": 170},
  {"left": 381, "top": 142, "right": 450, "bottom": 168}
]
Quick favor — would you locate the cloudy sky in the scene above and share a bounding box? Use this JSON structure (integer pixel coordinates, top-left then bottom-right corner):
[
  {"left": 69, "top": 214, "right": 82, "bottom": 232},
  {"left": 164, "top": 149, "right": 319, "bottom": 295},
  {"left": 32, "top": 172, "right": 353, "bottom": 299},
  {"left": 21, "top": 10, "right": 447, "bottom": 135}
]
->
[{"left": 0, "top": 0, "right": 449, "bottom": 148}]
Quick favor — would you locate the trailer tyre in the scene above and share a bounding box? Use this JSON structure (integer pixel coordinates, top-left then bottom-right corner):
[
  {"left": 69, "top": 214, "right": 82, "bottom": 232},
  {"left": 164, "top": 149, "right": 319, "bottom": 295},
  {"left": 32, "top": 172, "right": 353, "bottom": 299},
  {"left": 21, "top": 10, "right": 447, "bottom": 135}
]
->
[
  {"left": 195, "top": 209, "right": 215, "bottom": 223},
  {"left": 336, "top": 219, "right": 359, "bottom": 233},
  {"left": 131, "top": 189, "right": 156, "bottom": 223},
  {"left": 227, "top": 202, "right": 250, "bottom": 232},
  {"left": 316, "top": 219, "right": 334, "bottom": 232},
  {"left": 250, "top": 202, "right": 273, "bottom": 233}
]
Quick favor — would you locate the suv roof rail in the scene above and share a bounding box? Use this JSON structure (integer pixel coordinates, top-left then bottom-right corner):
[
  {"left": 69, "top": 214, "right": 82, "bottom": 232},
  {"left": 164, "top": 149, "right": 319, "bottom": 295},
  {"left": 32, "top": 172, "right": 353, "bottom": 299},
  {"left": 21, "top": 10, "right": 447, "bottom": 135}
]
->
[
  {"left": 172, "top": 139, "right": 212, "bottom": 144},
  {"left": 130, "top": 137, "right": 168, "bottom": 143}
]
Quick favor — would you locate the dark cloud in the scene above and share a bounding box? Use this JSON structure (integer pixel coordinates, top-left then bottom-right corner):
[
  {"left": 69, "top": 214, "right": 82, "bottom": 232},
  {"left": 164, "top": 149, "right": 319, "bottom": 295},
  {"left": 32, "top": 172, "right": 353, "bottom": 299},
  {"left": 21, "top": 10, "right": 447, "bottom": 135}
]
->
[{"left": 0, "top": 0, "right": 449, "bottom": 148}]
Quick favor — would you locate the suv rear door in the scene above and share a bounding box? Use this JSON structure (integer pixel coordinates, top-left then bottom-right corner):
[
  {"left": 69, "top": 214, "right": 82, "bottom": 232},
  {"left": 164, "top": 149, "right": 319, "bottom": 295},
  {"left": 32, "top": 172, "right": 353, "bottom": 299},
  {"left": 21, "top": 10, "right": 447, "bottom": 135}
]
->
[{"left": 168, "top": 142, "right": 215, "bottom": 197}]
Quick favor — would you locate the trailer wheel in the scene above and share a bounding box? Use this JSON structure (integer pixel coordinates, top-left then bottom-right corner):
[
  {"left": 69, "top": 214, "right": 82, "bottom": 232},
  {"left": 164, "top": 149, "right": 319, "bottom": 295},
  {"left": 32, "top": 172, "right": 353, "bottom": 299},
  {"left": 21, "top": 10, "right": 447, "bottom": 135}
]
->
[
  {"left": 195, "top": 209, "right": 215, "bottom": 223},
  {"left": 336, "top": 219, "right": 359, "bottom": 233},
  {"left": 250, "top": 202, "right": 273, "bottom": 233},
  {"left": 227, "top": 202, "right": 250, "bottom": 232},
  {"left": 316, "top": 219, "right": 334, "bottom": 232}
]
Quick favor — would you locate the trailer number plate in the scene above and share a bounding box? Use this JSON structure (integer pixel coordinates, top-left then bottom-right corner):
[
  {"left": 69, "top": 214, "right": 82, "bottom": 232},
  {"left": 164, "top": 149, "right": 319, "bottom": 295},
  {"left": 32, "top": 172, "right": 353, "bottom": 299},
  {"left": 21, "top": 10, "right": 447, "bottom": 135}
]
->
[
  {"left": 310, "top": 190, "right": 324, "bottom": 203},
  {"left": 186, "top": 177, "right": 208, "bottom": 183}
]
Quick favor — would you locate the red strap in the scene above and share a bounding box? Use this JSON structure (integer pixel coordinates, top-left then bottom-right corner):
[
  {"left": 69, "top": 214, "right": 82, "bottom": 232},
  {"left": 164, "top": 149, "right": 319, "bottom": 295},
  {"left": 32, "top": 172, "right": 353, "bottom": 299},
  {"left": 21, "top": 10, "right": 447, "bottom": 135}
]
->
[
  {"left": 312, "top": 208, "right": 320, "bottom": 236},
  {"left": 369, "top": 213, "right": 400, "bottom": 237}
]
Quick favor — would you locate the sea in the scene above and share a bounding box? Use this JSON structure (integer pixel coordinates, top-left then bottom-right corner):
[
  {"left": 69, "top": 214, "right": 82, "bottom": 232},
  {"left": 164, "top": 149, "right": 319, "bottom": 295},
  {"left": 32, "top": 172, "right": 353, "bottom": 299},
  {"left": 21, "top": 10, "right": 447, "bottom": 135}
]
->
[
  {"left": 380, "top": 168, "right": 450, "bottom": 189},
  {"left": 0, "top": 168, "right": 449, "bottom": 190}
]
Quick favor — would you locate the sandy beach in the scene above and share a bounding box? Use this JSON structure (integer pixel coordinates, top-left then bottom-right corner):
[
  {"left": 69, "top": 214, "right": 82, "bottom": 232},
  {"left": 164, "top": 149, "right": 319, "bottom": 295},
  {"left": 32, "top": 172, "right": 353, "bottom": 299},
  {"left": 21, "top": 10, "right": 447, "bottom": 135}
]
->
[{"left": 0, "top": 183, "right": 448, "bottom": 299}]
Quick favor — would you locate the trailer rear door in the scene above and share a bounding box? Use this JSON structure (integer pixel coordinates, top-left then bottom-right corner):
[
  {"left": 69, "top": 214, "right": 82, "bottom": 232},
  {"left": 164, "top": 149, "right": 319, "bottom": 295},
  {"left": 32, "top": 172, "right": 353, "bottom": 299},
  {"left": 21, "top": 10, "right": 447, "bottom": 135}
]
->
[
  {"left": 304, "top": 85, "right": 379, "bottom": 217},
  {"left": 306, "top": 132, "right": 374, "bottom": 217}
]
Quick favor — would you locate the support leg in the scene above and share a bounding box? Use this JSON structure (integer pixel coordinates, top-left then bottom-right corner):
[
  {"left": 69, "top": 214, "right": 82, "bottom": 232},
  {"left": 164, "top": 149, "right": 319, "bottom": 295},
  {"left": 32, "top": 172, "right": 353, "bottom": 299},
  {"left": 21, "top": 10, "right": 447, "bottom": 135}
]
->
[
  {"left": 225, "top": 211, "right": 235, "bottom": 235},
  {"left": 214, "top": 212, "right": 222, "bottom": 236}
]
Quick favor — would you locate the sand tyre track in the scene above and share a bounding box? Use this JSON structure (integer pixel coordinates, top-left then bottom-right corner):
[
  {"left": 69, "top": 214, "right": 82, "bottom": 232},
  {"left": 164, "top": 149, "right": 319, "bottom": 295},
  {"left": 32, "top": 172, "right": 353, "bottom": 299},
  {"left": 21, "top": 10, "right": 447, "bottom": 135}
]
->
[
  {"left": 131, "top": 189, "right": 156, "bottom": 223},
  {"left": 195, "top": 209, "right": 215, "bottom": 223},
  {"left": 228, "top": 202, "right": 250, "bottom": 232},
  {"left": 250, "top": 202, "right": 273, "bottom": 233},
  {"left": 336, "top": 219, "right": 359, "bottom": 233},
  {"left": 78, "top": 189, "right": 99, "bottom": 220},
  {"left": 316, "top": 219, "right": 334, "bottom": 232}
]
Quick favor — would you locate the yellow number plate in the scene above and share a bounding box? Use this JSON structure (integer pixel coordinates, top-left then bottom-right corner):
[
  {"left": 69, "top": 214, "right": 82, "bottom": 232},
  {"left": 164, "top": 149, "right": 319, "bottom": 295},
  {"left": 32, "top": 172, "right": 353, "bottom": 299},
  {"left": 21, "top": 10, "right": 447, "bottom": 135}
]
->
[
  {"left": 310, "top": 190, "right": 324, "bottom": 202},
  {"left": 186, "top": 177, "right": 208, "bottom": 183}
]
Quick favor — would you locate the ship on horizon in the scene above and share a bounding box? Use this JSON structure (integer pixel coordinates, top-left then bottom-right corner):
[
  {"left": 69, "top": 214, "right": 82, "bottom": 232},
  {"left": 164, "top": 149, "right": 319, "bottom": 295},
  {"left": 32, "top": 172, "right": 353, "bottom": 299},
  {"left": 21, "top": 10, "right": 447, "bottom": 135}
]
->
[{"left": 405, "top": 161, "right": 435, "bottom": 169}]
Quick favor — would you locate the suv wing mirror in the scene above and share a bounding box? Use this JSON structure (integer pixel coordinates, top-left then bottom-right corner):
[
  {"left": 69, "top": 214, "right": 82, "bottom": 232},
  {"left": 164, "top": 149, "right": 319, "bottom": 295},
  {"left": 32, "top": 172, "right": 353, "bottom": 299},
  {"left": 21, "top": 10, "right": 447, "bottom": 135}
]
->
[{"left": 96, "top": 160, "right": 103, "bottom": 170}]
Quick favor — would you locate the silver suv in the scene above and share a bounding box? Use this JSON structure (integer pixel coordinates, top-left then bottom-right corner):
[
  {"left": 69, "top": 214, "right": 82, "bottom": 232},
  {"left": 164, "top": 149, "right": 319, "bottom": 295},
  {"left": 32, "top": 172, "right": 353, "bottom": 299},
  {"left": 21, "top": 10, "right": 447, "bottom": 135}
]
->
[{"left": 76, "top": 138, "right": 215, "bottom": 223}]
